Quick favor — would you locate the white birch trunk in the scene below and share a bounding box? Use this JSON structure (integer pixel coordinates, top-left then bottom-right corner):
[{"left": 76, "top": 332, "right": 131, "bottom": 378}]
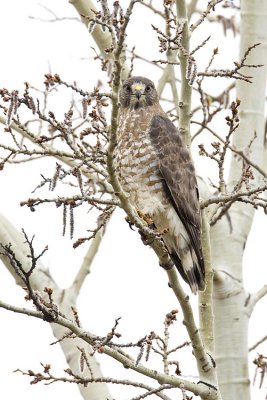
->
[
  {"left": 211, "top": 1, "right": 267, "bottom": 399},
  {"left": 0, "top": 215, "right": 111, "bottom": 400}
]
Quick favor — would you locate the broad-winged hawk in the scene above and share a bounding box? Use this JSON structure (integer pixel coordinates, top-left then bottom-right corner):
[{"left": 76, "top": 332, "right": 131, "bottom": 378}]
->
[{"left": 115, "top": 76, "right": 205, "bottom": 293}]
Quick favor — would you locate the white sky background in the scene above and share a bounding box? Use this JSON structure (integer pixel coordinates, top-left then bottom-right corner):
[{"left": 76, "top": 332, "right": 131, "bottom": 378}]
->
[{"left": 0, "top": 1, "right": 267, "bottom": 399}]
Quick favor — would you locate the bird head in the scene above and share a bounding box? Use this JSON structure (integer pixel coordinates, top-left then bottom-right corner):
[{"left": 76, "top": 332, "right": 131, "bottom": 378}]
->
[{"left": 119, "top": 76, "right": 158, "bottom": 109}]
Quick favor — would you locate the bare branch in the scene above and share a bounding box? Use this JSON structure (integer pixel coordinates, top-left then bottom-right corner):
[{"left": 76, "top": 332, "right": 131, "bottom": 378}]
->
[
  {"left": 69, "top": 0, "right": 130, "bottom": 79},
  {"left": 249, "top": 335, "right": 267, "bottom": 352},
  {"left": 190, "top": 0, "right": 223, "bottom": 32},
  {"left": 246, "top": 285, "right": 267, "bottom": 317},
  {"left": 70, "top": 228, "right": 105, "bottom": 297},
  {"left": 165, "top": 267, "right": 217, "bottom": 386},
  {"left": 29, "top": 4, "right": 81, "bottom": 23},
  {"left": 199, "top": 211, "right": 215, "bottom": 353},
  {"left": 201, "top": 185, "right": 267, "bottom": 209},
  {"left": 175, "top": 0, "right": 192, "bottom": 146},
  {"left": 193, "top": 121, "right": 267, "bottom": 179},
  {"left": 0, "top": 215, "right": 112, "bottom": 399},
  {"left": 0, "top": 298, "right": 218, "bottom": 399}
]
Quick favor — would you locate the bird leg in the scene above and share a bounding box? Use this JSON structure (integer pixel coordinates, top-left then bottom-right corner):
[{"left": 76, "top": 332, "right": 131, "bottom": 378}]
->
[
  {"left": 125, "top": 212, "right": 156, "bottom": 231},
  {"left": 135, "top": 211, "right": 157, "bottom": 245},
  {"left": 137, "top": 211, "right": 171, "bottom": 245},
  {"left": 137, "top": 210, "right": 155, "bottom": 230},
  {"left": 126, "top": 211, "right": 168, "bottom": 245}
]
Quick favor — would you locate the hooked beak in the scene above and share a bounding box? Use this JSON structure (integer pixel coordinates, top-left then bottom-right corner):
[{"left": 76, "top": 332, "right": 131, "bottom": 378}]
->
[
  {"left": 135, "top": 90, "right": 142, "bottom": 100},
  {"left": 132, "top": 83, "right": 144, "bottom": 100}
]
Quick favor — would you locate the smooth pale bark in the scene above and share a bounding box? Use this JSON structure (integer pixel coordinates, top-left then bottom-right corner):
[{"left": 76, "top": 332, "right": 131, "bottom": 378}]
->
[
  {"left": 69, "top": 0, "right": 129, "bottom": 79},
  {"left": 211, "top": 1, "right": 267, "bottom": 399},
  {"left": 0, "top": 215, "right": 111, "bottom": 400},
  {"left": 69, "top": 0, "right": 111, "bottom": 55}
]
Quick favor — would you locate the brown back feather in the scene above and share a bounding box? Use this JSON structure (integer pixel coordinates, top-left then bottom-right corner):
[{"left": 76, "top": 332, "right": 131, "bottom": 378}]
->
[{"left": 148, "top": 115, "right": 205, "bottom": 284}]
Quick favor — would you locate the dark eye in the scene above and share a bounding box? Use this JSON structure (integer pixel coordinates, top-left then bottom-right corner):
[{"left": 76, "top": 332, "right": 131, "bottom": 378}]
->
[
  {"left": 145, "top": 85, "right": 152, "bottom": 93},
  {"left": 124, "top": 85, "right": 131, "bottom": 92}
]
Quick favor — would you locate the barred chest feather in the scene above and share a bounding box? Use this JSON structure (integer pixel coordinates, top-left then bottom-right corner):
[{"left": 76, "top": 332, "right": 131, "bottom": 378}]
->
[{"left": 115, "top": 106, "right": 167, "bottom": 215}]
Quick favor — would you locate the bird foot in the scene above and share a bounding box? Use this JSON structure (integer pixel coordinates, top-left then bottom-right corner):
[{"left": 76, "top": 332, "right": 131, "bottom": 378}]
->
[
  {"left": 127, "top": 211, "right": 162, "bottom": 245},
  {"left": 125, "top": 212, "right": 156, "bottom": 231},
  {"left": 137, "top": 211, "right": 155, "bottom": 228}
]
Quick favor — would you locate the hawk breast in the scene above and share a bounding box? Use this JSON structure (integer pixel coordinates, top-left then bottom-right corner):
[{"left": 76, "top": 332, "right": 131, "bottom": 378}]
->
[{"left": 115, "top": 108, "right": 168, "bottom": 214}]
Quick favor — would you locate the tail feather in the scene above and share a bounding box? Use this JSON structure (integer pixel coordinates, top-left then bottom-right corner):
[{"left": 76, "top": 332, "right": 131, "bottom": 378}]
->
[
  {"left": 152, "top": 209, "right": 205, "bottom": 293},
  {"left": 169, "top": 249, "right": 205, "bottom": 294}
]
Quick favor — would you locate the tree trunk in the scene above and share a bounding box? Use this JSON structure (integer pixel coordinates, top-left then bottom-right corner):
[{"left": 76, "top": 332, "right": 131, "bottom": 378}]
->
[{"left": 211, "top": 1, "right": 267, "bottom": 399}]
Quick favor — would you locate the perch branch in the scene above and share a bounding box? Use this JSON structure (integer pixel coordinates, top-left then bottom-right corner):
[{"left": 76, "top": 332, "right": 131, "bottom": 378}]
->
[{"left": 199, "top": 211, "right": 215, "bottom": 353}]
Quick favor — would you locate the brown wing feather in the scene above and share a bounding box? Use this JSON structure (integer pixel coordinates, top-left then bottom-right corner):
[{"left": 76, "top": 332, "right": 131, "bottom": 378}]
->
[{"left": 148, "top": 115, "right": 205, "bottom": 283}]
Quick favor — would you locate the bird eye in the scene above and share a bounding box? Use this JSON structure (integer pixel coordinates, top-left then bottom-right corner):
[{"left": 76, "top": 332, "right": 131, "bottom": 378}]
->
[
  {"left": 124, "top": 85, "right": 131, "bottom": 92},
  {"left": 145, "top": 85, "right": 152, "bottom": 92}
]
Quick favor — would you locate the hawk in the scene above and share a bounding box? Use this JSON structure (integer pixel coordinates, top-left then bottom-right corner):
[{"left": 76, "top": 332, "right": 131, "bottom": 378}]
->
[{"left": 115, "top": 76, "right": 205, "bottom": 293}]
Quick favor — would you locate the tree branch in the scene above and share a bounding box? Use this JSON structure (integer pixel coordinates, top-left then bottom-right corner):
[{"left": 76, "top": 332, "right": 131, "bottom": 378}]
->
[
  {"left": 246, "top": 285, "right": 267, "bottom": 317},
  {"left": 249, "top": 334, "right": 267, "bottom": 352},
  {"left": 69, "top": 0, "right": 129, "bottom": 79},
  {"left": 0, "top": 215, "right": 111, "bottom": 400},
  {"left": 201, "top": 185, "right": 267, "bottom": 209},
  {"left": 175, "top": 0, "right": 192, "bottom": 146},
  {"left": 199, "top": 211, "right": 215, "bottom": 353},
  {"left": 165, "top": 268, "right": 221, "bottom": 400},
  {"left": 190, "top": 0, "right": 223, "bottom": 32},
  {"left": 70, "top": 228, "right": 105, "bottom": 297},
  {"left": 193, "top": 121, "right": 267, "bottom": 179},
  {"left": 187, "top": 0, "right": 199, "bottom": 21},
  {"left": 0, "top": 298, "right": 219, "bottom": 399},
  {"left": 18, "top": 363, "right": 174, "bottom": 400}
]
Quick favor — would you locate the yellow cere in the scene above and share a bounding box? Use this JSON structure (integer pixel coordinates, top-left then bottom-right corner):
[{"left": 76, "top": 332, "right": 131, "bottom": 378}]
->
[{"left": 131, "top": 83, "right": 145, "bottom": 93}]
